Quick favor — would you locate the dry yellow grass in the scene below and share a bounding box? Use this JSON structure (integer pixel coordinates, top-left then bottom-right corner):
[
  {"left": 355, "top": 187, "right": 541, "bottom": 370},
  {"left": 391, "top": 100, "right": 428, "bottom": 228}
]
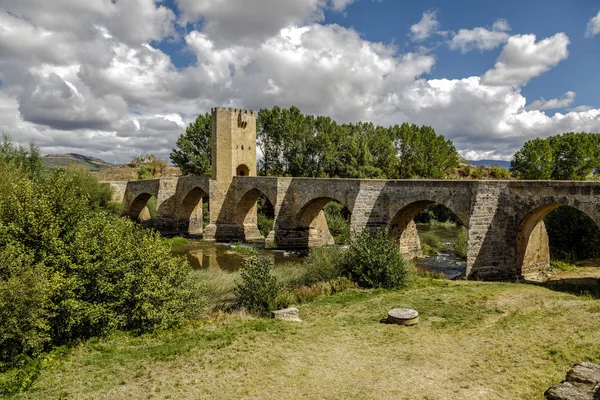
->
[{"left": 10, "top": 279, "right": 600, "bottom": 400}]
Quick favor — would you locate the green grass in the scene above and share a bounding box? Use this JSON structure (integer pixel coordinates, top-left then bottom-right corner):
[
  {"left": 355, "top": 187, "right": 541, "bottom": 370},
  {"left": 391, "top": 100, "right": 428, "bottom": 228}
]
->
[
  {"left": 6, "top": 279, "right": 600, "bottom": 399},
  {"left": 230, "top": 242, "right": 258, "bottom": 255},
  {"left": 163, "top": 237, "right": 190, "bottom": 246}
]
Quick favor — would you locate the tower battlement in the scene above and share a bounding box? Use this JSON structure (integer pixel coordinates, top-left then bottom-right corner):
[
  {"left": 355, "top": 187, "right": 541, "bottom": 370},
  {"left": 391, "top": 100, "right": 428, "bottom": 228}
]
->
[{"left": 211, "top": 107, "right": 254, "bottom": 115}]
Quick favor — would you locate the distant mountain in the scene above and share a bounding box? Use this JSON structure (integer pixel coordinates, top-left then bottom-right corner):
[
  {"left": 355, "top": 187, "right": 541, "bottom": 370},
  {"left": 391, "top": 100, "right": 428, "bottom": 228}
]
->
[
  {"left": 43, "top": 153, "right": 117, "bottom": 172},
  {"left": 467, "top": 159, "right": 511, "bottom": 169}
]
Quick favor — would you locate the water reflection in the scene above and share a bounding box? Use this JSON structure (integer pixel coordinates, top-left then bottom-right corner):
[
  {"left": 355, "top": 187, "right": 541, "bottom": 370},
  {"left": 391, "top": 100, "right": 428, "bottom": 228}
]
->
[{"left": 171, "top": 223, "right": 467, "bottom": 278}]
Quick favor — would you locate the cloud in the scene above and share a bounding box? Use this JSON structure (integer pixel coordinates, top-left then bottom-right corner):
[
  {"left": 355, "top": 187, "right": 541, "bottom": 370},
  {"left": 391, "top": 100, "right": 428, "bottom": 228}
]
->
[
  {"left": 585, "top": 11, "right": 600, "bottom": 38},
  {"left": 175, "top": 0, "right": 326, "bottom": 46},
  {"left": 0, "top": 1, "right": 599, "bottom": 164},
  {"left": 330, "top": 0, "right": 357, "bottom": 11},
  {"left": 481, "top": 33, "right": 570, "bottom": 87},
  {"left": 526, "top": 91, "right": 576, "bottom": 111},
  {"left": 409, "top": 11, "right": 440, "bottom": 42},
  {"left": 449, "top": 19, "right": 511, "bottom": 53}
]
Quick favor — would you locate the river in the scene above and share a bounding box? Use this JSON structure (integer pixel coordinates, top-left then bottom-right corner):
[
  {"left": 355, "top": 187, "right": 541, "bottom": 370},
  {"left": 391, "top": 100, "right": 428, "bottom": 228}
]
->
[{"left": 171, "top": 223, "right": 466, "bottom": 278}]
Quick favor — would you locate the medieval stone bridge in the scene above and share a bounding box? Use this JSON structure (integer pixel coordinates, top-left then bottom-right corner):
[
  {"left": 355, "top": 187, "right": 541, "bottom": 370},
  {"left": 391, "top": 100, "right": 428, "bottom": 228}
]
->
[
  {"left": 107, "top": 175, "right": 600, "bottom": 281},
  {"left": 105, "top": 107, "right": 600, "bottom": 281}
]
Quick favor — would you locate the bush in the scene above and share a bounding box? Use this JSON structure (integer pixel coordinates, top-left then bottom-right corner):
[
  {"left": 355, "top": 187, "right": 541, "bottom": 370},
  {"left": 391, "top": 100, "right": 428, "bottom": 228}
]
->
[
  {"left": 0, "top": 156, "right": 201, "bottom": 372},
  {"left": 454, "top": 228, "right": 468, "bottom": 260},
  {"left": 490, "top": 166, "right": 511, "bottom": 179},
  {"left": 420, "top": 232, "right": 441, "bottom": 251},
  {"left": 234, "top": 257, "right": 280, "bottom": 316},
  {"left": 324, "top": 202, "right": 350, "bottom": 245},
  {"left": 257, "top": 212, "right": 274, "bottom": 237},
  {"left": 342, "top": 229, "right": 413, "bottom": 289},
  {"left": 137, "top": 164, "right": 155, "bottom": 180},
  {"left": 301, "top": 247, "right": 345, "bottom": 285}
]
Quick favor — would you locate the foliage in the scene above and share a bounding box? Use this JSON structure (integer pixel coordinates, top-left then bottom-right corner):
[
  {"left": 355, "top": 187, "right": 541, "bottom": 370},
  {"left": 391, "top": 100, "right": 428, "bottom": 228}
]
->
[
  {"left": 137, "top": 164, "right": 155, "bottom": 180},
  {"left": 545, "top": 207, "right": 600, "bottom": 261},
  {"left": 511, "top": 133, "right": 600, "bottom": 180},
  {"left": 414, "top": 204, "right": 461, "bottom": 224},
  {"left": 391, "top": 123, "right": 460, "bottom": 179},
  {"left": 170, "top": 113, "right": 212, "bottom": 176},
  {"left": 234, "top": 257, "right": 280, "bottom": 316},
  {"left": 342, "top": 229, "right": 413, "bottom": 289},
  {"left": 323, "top": 202, "right": 350, "bottom": 244},
  {"left": 420, "top": 233, "right": 441, "bottom": 255},
  {"left": 164, "top": 237, "right": 190, "bottom": 246},
  {"left": 0, "top": 145, "right": 201, "bottom": 376},
  {"left": 230, "top": 242, "right": 258, "bottom": 255},
  {"left": 454, "top": 228, "right": 468, "bottom": 260},
  {"left": 489, "top": 165, "right": 511, "bottom": 179},
  {"left": 0, "top": 133, "right": 44, "bottom": 181},
  {"left": 257, "top": 213, "right": 274, "bottom": 237},
  {"left": 300, "top": 247, "right": 345, "bottom": 286}
]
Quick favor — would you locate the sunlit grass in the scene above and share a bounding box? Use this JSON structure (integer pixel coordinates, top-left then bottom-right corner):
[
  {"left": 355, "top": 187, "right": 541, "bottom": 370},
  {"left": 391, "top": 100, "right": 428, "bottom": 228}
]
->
[{"left": 7, "top": 279, "right": 600, "bottom": 400}]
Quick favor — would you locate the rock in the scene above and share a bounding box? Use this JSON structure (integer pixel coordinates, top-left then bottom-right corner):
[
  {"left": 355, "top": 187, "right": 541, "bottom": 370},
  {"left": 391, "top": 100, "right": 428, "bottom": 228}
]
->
[
  {"left": 545, "top": 362, "right": 600, "bottom": 400},
  {"left": 272, "top": 307, "right": 301, "bottom": 322},
  {"left": 567, "top": 362, "right": 600, "bottom": 388},
  {"left": 544, "top": 382, "right": 597, "bottom": 400},
  {"left": 387, "top": 308, "right": 419, "bottom": 326}
]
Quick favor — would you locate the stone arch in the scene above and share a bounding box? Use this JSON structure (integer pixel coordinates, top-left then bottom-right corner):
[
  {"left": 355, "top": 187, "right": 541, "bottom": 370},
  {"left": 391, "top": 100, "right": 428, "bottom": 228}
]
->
[
  {"left": 128, "top": 192, "right": 154, "bottom": 220},
  {"left": 235, "top": 188, "right": 276, "bottom": 240},
  {"left": 178, "top": 187, "right": 209, "bottom": 235},
  {"left": 389, "top": 200, "right": 467, "bottom": 259},
  {"left": 515, "top": 203, "right": 600, "bottom": 276},
  {"left": 236, "top": 164, "right": 250, "bottom": 176},
  {"left": 296, "top": 196, "right": 351, "bottom": 247}
]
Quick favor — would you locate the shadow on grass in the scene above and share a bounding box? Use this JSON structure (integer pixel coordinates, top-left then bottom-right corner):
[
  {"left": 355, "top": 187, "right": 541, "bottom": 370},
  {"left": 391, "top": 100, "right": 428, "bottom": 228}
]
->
[{"left": 524, "top": 278, "right": 600, "bottom": 299}]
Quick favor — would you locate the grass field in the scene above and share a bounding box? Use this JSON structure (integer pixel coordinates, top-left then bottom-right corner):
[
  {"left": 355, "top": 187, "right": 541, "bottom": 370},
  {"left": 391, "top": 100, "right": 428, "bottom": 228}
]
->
[{"left": 7, "top": 278, "right": 600, "bottom": 400}]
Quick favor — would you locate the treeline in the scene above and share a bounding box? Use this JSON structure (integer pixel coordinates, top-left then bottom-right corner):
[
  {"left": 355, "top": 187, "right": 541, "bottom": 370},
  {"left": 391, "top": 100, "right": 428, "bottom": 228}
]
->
[
  {"left": 510, "top": 132, "right": 600, "bottom": 180},
  {"left": 171, "top": 106, "right": 460, "bottom": 179}
]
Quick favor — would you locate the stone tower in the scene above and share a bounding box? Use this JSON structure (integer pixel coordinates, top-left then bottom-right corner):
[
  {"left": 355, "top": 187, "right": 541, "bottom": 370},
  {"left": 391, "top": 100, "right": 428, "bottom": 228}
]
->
[{"left": 211, "top": 107, "right": 257, "bottom": 181}]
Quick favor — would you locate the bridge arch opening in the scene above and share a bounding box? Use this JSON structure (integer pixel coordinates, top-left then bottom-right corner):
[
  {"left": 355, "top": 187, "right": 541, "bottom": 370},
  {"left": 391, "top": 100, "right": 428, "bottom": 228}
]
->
[
  {"left": 516, "top": 204, "right": 600, "bottom": 277},
  {"left": 390, "top": 201, "right": 467, "bottom": 271},
  {"left": 178, "top": 187, "right": 209, "bottom": 236},
  {"left": 128, "top": 193, "right": 158, "bottom": 227},
  {"left": 236, "top": 188, "right": 275, "bottom": 241},
  {"left": 297, "top": 197, "right": 352, "bottom": 247}
]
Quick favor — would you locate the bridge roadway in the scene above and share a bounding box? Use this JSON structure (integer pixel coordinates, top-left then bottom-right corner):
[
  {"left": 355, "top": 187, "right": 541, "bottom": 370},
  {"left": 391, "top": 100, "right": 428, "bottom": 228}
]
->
[{"left": 106, "top": 176, "right": 600, "bottom": 281}]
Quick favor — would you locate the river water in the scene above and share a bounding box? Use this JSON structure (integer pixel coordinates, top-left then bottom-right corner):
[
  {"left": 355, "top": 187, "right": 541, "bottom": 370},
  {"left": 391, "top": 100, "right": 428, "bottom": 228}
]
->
[{"left": 171, "top": 224, "right": 466, "bottom": 278}]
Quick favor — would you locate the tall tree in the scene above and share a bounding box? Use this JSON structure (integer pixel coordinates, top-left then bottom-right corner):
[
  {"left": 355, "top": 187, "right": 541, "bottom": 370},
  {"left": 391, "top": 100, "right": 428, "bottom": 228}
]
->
[
  {"left": 170, "top": 113, "right": 212, "bottom": 176},
  {"left": 391, "top": 123, "right": 459, "bottom": 179}
]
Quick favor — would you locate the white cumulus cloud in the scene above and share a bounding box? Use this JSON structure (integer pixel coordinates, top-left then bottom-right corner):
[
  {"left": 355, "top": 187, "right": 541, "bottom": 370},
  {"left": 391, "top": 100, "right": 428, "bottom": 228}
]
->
[
  {"left": 482, "top": 33, "right": 570, "bottom": 87},
  {"left": 409, "top": 11, "right": 440, "bottom": 42},
  {"left": 585, "top": 10, "right": 600, "bottom": 38},
  {"left": 449, "top": 19, "right": 511, "bottom": 53},
  {"left": 526, "top": 91, "right": 576, "bottom": 111}
]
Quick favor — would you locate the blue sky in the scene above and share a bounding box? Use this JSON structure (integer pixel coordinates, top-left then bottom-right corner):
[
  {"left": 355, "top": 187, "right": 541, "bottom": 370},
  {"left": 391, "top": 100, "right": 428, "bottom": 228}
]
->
[{"left": 0, "top": 0, "right": 599, "bottom": 162}]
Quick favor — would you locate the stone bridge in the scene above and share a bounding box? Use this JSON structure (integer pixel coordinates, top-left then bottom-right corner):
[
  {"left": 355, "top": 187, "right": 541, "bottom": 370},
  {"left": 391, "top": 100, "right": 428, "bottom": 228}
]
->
[
  {"left": 105, "top": 107, "right": 600, "bottom": 281},
  {"left": 107, "top": 176, "right": 600, "bottom": 281}
]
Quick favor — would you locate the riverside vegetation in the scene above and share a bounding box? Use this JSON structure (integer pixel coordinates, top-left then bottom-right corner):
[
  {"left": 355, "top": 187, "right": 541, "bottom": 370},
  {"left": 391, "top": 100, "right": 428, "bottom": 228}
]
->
[{"left": 3, "top": 119, "right": 600, "bottom": 398}]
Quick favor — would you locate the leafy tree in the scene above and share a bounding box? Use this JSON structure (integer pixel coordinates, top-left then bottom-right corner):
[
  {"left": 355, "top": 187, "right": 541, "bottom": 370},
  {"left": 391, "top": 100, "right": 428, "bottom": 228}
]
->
[
  {"left": 0, "top": 133, "right": 44, "bottom": 180},
  {"left": 170, "top": 113, "right": 212, "bottom": 176},
  {"left": 510, "top": 138, "right": 555, "bottom": 179},
  {"left": 511, "top": 133, "right": 600, "bottom": 180},
  {"left": 234, "top": 257, "right": 280, "bottom": 316},
  {"left": 391, "top": 123, "right": 460, "bottom": 179}
]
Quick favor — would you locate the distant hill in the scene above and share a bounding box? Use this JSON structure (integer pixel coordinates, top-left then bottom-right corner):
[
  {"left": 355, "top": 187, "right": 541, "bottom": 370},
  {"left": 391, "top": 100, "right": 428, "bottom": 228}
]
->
[
  {"left": 43, "top": 153, "right": 117, "bottom": 172},
  {"left": 467, "top": 159, "right": 511, "bottom": 169}
]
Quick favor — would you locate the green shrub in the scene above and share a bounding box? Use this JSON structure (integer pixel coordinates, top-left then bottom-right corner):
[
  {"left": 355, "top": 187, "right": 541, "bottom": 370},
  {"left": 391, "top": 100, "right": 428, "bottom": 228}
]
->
[
  {"left": 137, "top": 164, "right": 155, "bottom": 180},
  {"left": 324, "top": 202, "right": 350, "bottom": 245},
  {"left": 0, "top": 156, "right": 202, "bottom": 373},
  {"left": 454, "top": 228, "right": 468, "bottom": 260},
  {"left": 257, "top": 212, "right": 274, "bottom": 237},
  {"left": 490, "top": 166, "right": 511, "bottom": 179},
  {"left": 234, "top": 257, "right": 280, "bottom": 316},
  {"left": 342, "top": 229, "right": 413, "bottom": 289},
  {"left": 301, "top": 246, "right": 345, "bottom": 285},
  {"left": 231, "top": 242, "right": 258, "bottom": 255},
  {"left": 420, "top": 232, "right": 441, "bottom": 252},
  {"left": 164, "top": 237, "right": 190, "bottom": 246}
]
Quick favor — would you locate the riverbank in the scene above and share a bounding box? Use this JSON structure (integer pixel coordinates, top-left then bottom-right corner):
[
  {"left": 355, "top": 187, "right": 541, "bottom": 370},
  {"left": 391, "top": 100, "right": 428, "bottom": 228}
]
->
[{"left": 8, "top": 278, "right": 600, "bottom": 399}]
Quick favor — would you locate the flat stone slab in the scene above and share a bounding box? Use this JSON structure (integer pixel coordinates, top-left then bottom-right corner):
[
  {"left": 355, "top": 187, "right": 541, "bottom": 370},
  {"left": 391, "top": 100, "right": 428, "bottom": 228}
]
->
[
  {"left": 387, "top": 308, "right": 419, "bottom": 326},
  {"left": 272, "top": 307, "right": 301, "bottom": 322},
  {"left": 545, "top": 362, "right": 600, "bottom": 399}
]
